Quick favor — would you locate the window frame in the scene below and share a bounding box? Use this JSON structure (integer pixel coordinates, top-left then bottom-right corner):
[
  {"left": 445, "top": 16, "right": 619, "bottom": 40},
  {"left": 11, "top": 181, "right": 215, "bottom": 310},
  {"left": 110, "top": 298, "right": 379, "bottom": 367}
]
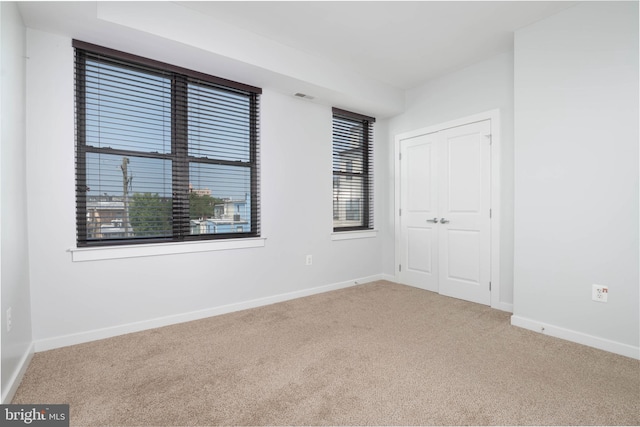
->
[
  {"left": 74, "top": 40, "right": 261, "bottom": 247},
  {"left": 332, "top": 107, "right": 375, "bottom": 232}
]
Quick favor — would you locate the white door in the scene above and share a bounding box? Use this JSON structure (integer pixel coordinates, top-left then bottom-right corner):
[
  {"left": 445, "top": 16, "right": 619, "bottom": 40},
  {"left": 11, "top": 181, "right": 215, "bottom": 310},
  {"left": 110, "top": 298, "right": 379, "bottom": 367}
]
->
[
  {"left": 398, "top": 133, "right": 439, "bottom": 292},
  {"left": 399, "top": 120, "right": 492, "bottom": 305}
]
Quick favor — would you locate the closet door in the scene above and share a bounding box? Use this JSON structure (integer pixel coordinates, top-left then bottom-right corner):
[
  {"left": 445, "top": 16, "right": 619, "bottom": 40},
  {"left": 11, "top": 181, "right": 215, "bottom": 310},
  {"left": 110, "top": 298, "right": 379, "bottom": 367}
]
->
[
  {"left": 398, "top": 120, "right": 492, "bottom": 305},
  {"left": 437, "top": 120, "right": 491, "bottom": 305},
  {"left": 398, "top": 133, "right": 439, "bottom": 292}
]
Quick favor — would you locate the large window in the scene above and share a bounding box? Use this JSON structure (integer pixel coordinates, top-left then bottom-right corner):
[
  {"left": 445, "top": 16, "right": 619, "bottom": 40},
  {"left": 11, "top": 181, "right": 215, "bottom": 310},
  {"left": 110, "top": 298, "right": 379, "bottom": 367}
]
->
[
  {"left": 74, "top": 41, "right": 261, "bottom": 246},
  {"left": 332, "top": 108, "right": 375, "bottom": 231}
]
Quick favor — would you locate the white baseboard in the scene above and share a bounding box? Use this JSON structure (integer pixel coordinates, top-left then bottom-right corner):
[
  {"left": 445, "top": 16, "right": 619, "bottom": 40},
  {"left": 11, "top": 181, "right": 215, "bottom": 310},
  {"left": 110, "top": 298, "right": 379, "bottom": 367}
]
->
[
  {"left": 511, "top": 315, "right": 640, "bottom": 360},
  {"left": 34, "top": 274, "right": 389, "bottom": 353},
  {"left": 1, "top": 342, "right": 35, "bottom": 404}
]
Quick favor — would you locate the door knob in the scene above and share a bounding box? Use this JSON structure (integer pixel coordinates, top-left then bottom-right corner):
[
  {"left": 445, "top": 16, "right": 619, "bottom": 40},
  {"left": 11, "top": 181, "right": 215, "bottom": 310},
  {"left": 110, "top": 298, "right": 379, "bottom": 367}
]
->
[
  {"left": 426, "top": 218, "right": 438, "bottom": 223},
  {"left": 440, "top": 218, "right": 450, "bottom": 224}
]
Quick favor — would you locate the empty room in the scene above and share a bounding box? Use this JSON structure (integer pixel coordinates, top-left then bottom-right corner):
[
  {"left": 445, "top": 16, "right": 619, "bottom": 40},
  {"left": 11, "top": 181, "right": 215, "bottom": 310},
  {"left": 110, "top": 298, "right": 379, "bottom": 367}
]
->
[{"left": 1, "top": 1, "right": 638, "bottom": 425}]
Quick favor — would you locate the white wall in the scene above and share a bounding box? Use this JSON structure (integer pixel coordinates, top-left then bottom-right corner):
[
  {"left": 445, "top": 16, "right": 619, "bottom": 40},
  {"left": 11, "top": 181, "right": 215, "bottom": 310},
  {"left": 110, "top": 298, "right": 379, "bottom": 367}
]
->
[
  {"left": 387, "top": 51, "right": 515, "bottom": 308},
  {"left": 374, "top": 118, "right": 395, "bottom": 277},
  {"left": 26, "top": 29, "right": 389, "bottom": 350},
  {"left": 512, "top": 1, "right": 639, "bottom": 358},
  {"left": 1, "top": 2, "right": 34, "bottom": 402}
]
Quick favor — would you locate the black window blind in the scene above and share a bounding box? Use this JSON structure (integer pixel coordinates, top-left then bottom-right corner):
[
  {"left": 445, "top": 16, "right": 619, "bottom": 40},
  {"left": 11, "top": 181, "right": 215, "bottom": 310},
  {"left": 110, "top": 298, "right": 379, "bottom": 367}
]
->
[
  {"left": 332, "top": 108, "right": 375, "bottom": 231},
  {"left": 74, "top": 41, "right": 260, "bottom": 246}
]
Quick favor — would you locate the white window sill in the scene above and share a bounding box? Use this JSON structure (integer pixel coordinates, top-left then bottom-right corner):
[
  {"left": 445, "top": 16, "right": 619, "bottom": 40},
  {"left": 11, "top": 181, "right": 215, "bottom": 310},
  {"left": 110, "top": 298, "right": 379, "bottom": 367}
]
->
[
  {"left": 331, "top": 230, "right": 378, "bottom": 241},
  {"left": 69, "top": 238, "right": 266, "bottom": 262}
]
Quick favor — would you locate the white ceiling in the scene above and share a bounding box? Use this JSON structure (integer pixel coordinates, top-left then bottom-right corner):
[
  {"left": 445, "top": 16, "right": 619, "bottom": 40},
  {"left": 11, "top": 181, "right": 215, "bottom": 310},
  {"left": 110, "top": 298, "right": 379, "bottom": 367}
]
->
[
  {"left": 17, "top": 1, "right": 578, "bottom": 116},
  {"left": 178, "top": 1, "right": 577, "bottom": 90},
  {"left": 19, "top": 1, "right": 577, "bottom": 91}
]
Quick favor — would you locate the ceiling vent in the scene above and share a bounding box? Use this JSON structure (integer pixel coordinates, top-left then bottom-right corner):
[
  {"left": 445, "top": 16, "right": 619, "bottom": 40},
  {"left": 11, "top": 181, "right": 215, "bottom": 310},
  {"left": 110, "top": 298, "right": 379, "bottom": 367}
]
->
[{"left": 294, "top": 93, "right": 315, "bottom": 100}]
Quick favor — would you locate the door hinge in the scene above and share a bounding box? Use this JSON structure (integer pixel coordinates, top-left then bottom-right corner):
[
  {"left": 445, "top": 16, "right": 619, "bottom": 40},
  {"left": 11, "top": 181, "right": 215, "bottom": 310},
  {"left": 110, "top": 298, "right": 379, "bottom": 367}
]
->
[
  {"left": 399, "top": 152, "right": 402, "bottom": 160},
  {"left": 489, "top": 209, "right": 492, "bottom": 218},
  {"left": 485, "top": 134, "right": 492, "bottom": 145},
  {"left": 399, "top": 264, "right": 402, "bottom": 272},
  {"left": 399, "top": 208, "right": 402, "bottom": 216},
  {"left": 489, "top": 281, "right": 492, "bottom": 291}
]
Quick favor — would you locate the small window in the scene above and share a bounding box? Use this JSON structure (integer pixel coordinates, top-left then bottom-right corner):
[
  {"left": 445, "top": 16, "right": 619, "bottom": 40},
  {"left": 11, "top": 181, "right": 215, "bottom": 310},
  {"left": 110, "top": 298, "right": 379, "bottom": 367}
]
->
[
  {"left": 332, "top": 108, "right": 375, "bottom": 231},
  {"left": 74, "top": 40, "right": 261, "bottom": 247}
]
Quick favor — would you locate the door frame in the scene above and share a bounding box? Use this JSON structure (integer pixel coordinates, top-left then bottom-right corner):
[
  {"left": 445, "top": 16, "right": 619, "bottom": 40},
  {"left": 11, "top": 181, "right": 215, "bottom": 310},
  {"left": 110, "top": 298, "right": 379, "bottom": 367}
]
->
[{"left": 394, "top": 109, "right": 504, "bottom": 311}]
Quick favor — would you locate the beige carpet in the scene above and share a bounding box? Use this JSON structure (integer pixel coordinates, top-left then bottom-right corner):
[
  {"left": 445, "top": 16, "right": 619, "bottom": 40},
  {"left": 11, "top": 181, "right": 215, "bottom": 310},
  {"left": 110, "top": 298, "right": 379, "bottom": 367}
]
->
[{"left": 12, "top": 281, "right": 640, "bottom": 426}]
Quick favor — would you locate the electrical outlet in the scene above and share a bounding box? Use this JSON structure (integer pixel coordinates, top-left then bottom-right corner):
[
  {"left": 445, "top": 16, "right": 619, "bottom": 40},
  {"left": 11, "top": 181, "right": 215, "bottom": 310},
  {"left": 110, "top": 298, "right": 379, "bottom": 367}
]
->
[
  {"left": 6, "top": 307, "right": 12, "bottom": 332},
  {"left": 592, "top": 284, "right": 608, "bottom": 303},
  {"left": 306, "top": 255, "right": 313, "bottom": 266}
]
